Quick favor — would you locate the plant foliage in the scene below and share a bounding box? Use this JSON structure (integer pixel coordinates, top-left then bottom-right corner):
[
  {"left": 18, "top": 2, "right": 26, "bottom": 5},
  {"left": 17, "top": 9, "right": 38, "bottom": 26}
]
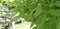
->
[{"left": 0, "top": 0, "right": 60, "bottom": 29}]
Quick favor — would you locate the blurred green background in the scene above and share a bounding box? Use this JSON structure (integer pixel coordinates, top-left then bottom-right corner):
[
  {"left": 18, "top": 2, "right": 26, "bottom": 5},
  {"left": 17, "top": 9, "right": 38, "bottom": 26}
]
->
[{"left": 0, "top": 0, "right": 60, "bottom": 29}]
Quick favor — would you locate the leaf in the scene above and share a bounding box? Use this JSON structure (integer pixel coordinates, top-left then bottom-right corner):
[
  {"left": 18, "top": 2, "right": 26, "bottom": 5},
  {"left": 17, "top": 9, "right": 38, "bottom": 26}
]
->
[
  {"left": 44, "top": 17, "right": 57, "bottom": 29},
  {"left": 48, "top": 9, "right": 60, "bottom": 16},
  {"left": 55, "top": 17, "right": 60, "bottom": 29},
  {"left": 54, "top": 1, "right": 60, "bottom": 7},
  {"left": 36, "top": 4, "right": 42, "bottom": 17},
  {"left": 36, "top": 14, "right": 47, "bottom": 29}
]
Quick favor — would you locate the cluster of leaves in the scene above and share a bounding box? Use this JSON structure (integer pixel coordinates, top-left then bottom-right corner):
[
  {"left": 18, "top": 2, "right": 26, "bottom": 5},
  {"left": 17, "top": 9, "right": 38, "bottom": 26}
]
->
[{"left": 0, "top": 0, "right": 60, "bottom": 29}]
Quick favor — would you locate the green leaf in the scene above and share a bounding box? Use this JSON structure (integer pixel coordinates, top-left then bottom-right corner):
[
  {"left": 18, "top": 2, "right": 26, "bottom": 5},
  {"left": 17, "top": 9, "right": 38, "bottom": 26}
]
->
[
  {"left": 55, "top": 17, "right": 60, "bottom": 29},
  {"left": 36, "top": 14, "right": 47, "bottom": 29},
  {"left": 36, "top": 4, "right": 42, "bottom": 17},
  {"left": 44, "top": 17, "right": 57, "bottom": 29},
  {"left": 48, "top": 9, "right": 60, "bottom": 16},
  {"left": 54, "top": 1, "right": 60, "bottom": 7}
]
